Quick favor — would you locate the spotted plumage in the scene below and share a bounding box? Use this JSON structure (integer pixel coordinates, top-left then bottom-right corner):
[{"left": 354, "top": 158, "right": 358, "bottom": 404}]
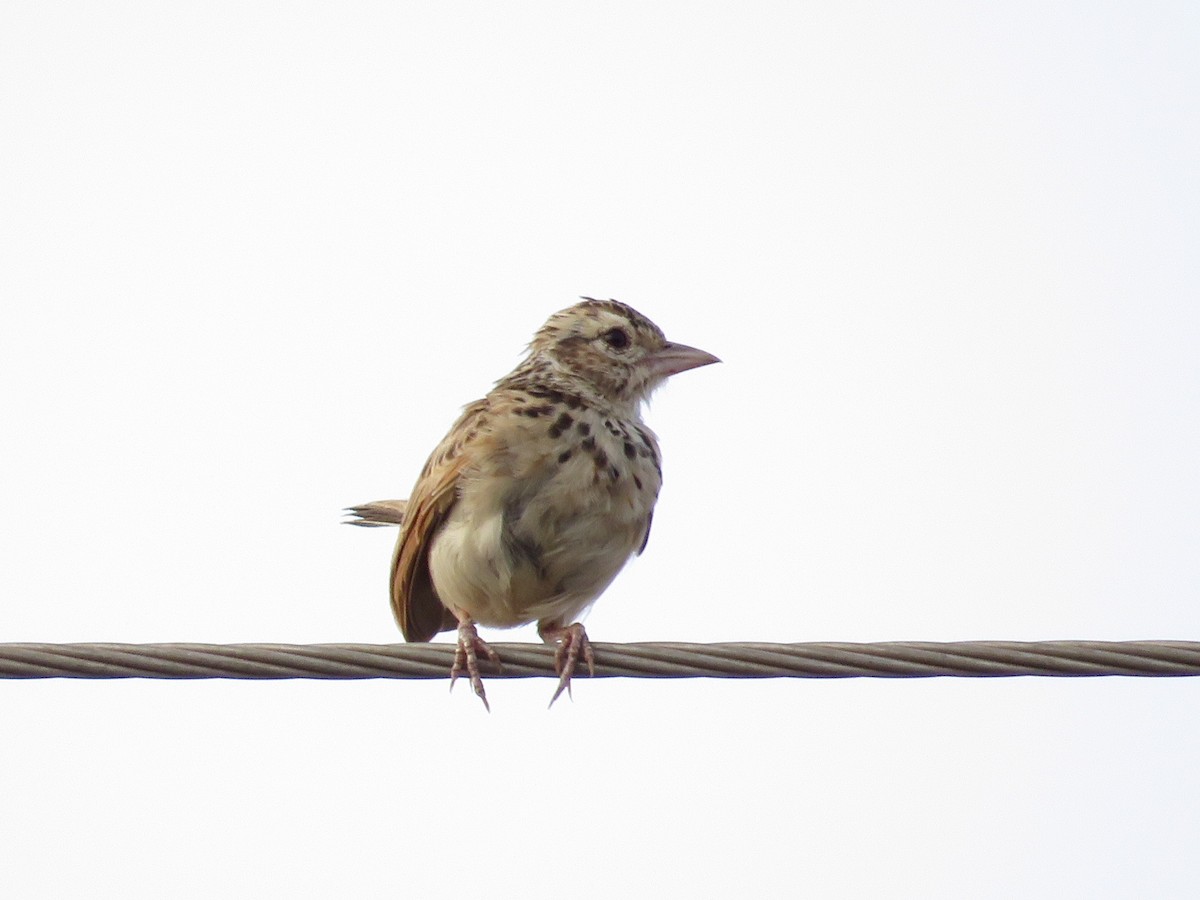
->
[{"left": 346, "top": 298, "right": 719, "bottom": 708}]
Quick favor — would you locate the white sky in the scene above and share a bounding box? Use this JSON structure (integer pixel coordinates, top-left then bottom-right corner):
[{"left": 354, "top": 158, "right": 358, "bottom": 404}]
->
[{"left": 2, "top": 2, "right": 1198, "bottom": 897}]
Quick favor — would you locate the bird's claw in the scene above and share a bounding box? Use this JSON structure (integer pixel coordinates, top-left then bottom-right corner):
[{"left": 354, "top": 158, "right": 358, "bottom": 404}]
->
[
  {"left": 450, "top": 621, "right": 502, "bottom": 711},
  {"left": 544, "top": 622, "right": 595, "bottom": 708}
]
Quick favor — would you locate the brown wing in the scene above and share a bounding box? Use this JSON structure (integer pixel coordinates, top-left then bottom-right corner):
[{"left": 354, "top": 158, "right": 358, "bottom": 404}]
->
[
  {"left": 388, "top": 401, "right": 488, "bottom": 642},
  {"left": 634, "top": 423, "right": 661, "bottom": 556},
  {"left": 637, "top": 510, "right": 653, "bottom": 555}
]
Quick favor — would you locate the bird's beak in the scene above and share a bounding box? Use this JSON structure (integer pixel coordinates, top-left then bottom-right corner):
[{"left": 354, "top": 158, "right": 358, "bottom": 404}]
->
[{"left": 644, "top": 341, "right": 721, "bottom": 379}]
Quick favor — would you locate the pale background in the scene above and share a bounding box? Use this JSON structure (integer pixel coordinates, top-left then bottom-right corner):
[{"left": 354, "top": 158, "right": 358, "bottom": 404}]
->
[{"left": 2, "top": 2, "right": 1198, "bottom": 897}]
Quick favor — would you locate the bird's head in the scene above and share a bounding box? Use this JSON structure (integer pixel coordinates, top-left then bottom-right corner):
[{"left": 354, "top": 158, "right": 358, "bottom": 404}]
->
[{"left": 525, "top": 298, "right": 719, "bottom": 407}]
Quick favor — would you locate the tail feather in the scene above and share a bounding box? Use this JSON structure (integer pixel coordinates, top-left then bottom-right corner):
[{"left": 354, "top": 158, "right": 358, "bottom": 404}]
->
[{"left": 343, "top": 499, "right": 408, "bottom": 527}]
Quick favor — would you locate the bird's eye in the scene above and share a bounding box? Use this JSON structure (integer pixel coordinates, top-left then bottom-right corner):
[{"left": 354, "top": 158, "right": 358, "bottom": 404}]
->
[{"left": 602, "top": 327, "right": 630, "bottom": 350}]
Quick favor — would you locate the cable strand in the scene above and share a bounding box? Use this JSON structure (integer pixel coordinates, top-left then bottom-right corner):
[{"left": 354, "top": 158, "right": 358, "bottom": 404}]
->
[{"left": 1, "top": 641, "right": 1198, "bottom": 680}]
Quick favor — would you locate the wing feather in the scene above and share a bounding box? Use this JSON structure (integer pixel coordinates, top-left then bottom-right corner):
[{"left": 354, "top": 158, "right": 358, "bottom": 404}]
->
[
  {"left": 636, "top": 510, "right": 653, "bottom": 555},
  {"left": 388, "top": 401, "right": 488, "bottom": 642}
]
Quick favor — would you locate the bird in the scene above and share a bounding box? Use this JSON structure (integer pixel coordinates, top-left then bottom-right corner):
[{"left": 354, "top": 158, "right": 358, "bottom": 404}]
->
[{"left": 346, "top": 298, "right": 719, "bottom": 708}]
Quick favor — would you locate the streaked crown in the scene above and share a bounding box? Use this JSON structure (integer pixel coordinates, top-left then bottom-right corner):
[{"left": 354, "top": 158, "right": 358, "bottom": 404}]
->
[{"left": 501, "top": 297, "right": 719, "bottom": 409}]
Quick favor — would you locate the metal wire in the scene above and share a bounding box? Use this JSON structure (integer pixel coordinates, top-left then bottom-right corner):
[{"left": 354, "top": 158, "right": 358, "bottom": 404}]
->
[{"left": 1, "top": 640, "right": 1198, "bottom": 680}]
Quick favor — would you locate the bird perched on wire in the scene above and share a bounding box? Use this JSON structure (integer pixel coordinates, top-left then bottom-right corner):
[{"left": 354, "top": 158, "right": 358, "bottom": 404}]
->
[{"left": 346, "top": 298, "right": 719, "bottom": 709}]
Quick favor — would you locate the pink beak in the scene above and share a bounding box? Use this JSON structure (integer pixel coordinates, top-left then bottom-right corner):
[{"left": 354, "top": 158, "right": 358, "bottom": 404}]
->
[{"left": 644, "top": 341, "right": 721, "bottom": 379}]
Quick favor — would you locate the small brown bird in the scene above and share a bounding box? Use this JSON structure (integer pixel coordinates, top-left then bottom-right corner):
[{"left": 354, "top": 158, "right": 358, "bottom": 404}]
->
[{"left": 348, "top": 298, "right": 719, "bottom": 708}]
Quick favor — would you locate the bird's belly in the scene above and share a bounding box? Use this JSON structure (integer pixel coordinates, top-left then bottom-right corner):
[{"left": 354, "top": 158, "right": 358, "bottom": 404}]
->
[{"left": 427, "top": 465, "right": 652, "bottom": 629}]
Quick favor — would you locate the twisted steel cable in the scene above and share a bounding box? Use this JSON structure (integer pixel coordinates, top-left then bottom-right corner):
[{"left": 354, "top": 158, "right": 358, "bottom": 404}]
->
[{"left": 1, "top": 641, "right": 1198, "bottom": 680}]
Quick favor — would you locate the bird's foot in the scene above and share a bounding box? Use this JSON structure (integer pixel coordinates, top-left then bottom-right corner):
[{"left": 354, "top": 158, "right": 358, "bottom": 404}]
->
[
  {"left": 450, "top": 621, "right": 502, "bottom": 711},
  {"left": 540, "top": 622, "right": 596, "bottom": 708}
]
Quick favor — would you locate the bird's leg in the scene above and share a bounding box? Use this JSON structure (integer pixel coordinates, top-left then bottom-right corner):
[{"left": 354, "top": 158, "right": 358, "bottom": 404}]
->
[
  {"left": 538, "top": 621, "right": 596, "bottom": 707},
  {"left": 450, "top": 615, "right": 502, "bottom": 711}
]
